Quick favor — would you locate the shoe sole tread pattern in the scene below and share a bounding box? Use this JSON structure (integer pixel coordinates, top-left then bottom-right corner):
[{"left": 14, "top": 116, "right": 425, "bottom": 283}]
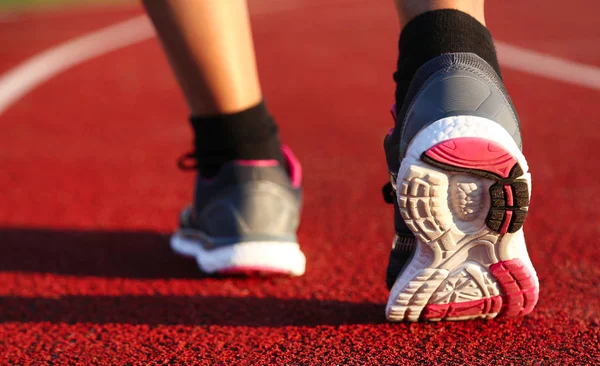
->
[{"left": 386, "top": 116, "right": 539, "bottom": 322}]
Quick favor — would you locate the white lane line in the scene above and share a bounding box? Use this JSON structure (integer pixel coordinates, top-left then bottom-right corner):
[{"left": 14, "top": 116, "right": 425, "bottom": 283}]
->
[
  {"left": 496, "top": 41, "right": 600, "bottom": 91},
  {"left": 0, "top": 15, "right": 599, "bottom": 117},
  {"left": 0, "top": 15, "right": 153, "bottom": 116}
]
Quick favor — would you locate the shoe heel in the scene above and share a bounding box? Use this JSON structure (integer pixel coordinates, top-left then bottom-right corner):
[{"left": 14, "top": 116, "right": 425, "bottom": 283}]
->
[{"left": 386, "top": 117, "right": 539, "bottom": 322}]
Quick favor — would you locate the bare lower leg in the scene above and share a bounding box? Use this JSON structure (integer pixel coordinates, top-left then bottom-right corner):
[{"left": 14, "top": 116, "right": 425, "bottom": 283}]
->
[
  {"left": 394, "top": 0, "right": 485, "bottom": 28},
  {"left": 143, "top": 0, "right": 262, "bottom": 115}
]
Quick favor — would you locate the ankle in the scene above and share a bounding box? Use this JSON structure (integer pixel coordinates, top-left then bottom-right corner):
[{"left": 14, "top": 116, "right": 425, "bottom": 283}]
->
[{"left": 395, "top": 0, "right": 486, "bottom": 27}]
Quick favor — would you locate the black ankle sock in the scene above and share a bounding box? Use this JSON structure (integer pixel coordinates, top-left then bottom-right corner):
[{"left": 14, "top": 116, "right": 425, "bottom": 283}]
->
[
  {"left": 189, "top": 101, "right": 285, "bottom": 178},
  {"left": 394, "top": 9, "right": 502, "bottom": 115}
]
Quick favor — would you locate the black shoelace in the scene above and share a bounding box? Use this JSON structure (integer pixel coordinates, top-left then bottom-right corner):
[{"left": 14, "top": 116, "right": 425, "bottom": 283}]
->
[
  {"left": 177, "top": 150, "right": 230, "bottom": 171},
  {"left": 382, "top": 181, "right": 396, "bottom": 204},
  {"left": 177, "top": 151, "right": 198, "bottom": 171}
]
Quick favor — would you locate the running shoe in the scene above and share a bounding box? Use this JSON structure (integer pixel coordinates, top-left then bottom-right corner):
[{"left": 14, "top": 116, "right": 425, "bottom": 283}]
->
[
  {"left": 383, "top": 53, "right": 539, "bottom": 321},
  {"left": 171, "top": 145, "right": 306, "bottom": 276}
]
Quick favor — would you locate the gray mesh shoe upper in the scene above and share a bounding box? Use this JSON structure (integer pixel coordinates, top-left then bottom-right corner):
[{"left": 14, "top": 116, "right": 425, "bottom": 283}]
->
[
  {"left": 179, "top": 148, "right": 302, "bottom": 247},
  {"left": 385, "top": 52, "right": 522, "bottom": 176}
]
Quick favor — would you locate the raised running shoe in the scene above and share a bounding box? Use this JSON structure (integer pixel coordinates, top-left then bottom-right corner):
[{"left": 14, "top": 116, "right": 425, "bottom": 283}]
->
[
  {"left": 383, "top": 53, "right": 539, "bottom": 321},
  {"left": 171, "top": 145, "right": 306, "bottom": 276}
]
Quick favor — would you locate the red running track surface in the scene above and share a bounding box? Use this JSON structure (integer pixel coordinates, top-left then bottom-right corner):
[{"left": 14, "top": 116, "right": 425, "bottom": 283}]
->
[{"left": 1, "top": 0, "right": 599, "bottom": 364}]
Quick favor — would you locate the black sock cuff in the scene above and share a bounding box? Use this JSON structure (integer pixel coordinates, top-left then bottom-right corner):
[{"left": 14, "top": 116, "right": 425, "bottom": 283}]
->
[
  {"left": 190, "top": 100, "right": 278, "bottom": 153},
  {"left": 394, "top": 9, "right": 501, "bottom": 106},
  {"left": 187, "top": 101, "right": 286, "bottom": 176}
]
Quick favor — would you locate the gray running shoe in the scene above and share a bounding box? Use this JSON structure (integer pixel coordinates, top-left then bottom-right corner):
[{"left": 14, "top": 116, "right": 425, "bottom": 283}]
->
[
  {"left": 171, "top": 146, "right": 306, "bottom": 276},
  {"left": 383, "top": 53, "right": 539, "bottom": 321}
]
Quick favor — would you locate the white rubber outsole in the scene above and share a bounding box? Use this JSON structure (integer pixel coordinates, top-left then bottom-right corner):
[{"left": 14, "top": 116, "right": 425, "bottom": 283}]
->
[
  {"left": 170, "top": 233, "right": 306, "bottom": 276},
  {"left": 386, "top": 116, "right": 539, "bottom": 322}
]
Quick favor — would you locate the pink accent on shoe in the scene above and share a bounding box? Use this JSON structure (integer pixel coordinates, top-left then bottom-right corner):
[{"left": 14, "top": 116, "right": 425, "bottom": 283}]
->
[
  {"left": 231, "top": 146, "right": 302, "bottom": 188},
  {"left": 390, "top": 103, "right": 397, "bottom": 121},
  {"left": 235, "top": 159, "right": 279, "bottom": 167},
  {"left": 421, "top": 259, "right": 538, "bottom": 320},
  {"left": 499, "top": 210, "right": 513, "bottom": 234},
  {"left": 422, "top": 296, "right": 503, "bottom": 320},
  {"left": 424, "top": 137, "right": 518, "bottom": 178},
  {"left": 504, "top": 184, "right": 514, "bottom": 206},
  {"left": 491, "top": 259, "right": 539, "bottom": 317},
  {"left": 281, "top": 145, "right": 302, "bottom": 188},
  {"left": 498, "top": 185, "right": 515, "bottom": 234},
  {"left": 218, "top": 265, "right": 292, "bottom": 276}
]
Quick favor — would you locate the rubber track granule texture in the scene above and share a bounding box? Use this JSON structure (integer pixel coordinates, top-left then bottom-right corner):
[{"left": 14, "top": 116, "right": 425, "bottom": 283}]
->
[{"left": 0, "top": 2, "right": 599, "bottom": 364}]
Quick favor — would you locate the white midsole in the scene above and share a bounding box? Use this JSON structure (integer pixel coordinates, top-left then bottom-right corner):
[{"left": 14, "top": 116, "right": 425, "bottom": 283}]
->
[{"left": 171, "top": 233, "right": 306, "bottom": 276}]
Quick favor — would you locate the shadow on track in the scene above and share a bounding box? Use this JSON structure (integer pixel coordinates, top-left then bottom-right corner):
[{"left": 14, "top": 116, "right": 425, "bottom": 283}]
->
[
  {"left": 0, "top": 295, "right": 386, "bottom": 326},
  {"left": 0, "top": 227, "right": 386, "bottom": 326},
  {"left": 0, "top": 227, "right": 204, "bottom": 279}
]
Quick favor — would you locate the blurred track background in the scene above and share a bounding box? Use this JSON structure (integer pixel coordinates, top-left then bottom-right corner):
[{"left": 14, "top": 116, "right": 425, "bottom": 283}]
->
[{"left": 0, "top": 0, "right": 599, "bottom": 364}]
